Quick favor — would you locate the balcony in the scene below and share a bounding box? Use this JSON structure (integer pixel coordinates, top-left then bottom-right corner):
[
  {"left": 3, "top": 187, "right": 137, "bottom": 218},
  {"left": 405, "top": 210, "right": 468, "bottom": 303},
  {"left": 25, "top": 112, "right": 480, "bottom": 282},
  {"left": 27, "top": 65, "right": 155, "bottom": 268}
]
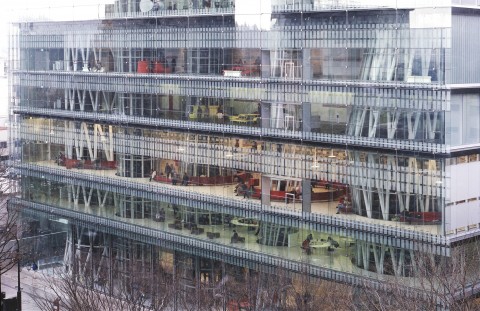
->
[{"left": 13, "top": 160, "right": 447, "bottom": 245}]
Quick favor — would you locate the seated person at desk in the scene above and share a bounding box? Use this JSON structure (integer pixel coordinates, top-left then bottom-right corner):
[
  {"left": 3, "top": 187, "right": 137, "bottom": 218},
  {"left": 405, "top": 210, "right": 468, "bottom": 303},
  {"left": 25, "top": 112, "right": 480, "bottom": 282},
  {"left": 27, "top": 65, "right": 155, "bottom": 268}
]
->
[
  {"left": 236, "top": 182, "right": 248, "bottom": 196},
  {"left": 76, "top": 159, "right": 85, "bottom": 169},
  {"left": 56, "top": 152, "right": 66, "bottom": 166},
  {"left": 327, "top": 236, "right": 340, "bottom": 248},
  {"left": 244, "top": 185, "right": 254, "bottom": 199},
  {"left": 231, "top": 230, "right": 241, "bottom": 243},
  {"left": 217, "top": 109, "right": 224, "bottom": 122},
  {"left": 154, "top": 208, "right": 165, "bottom": 222},
  {"left": 152, "top": 0, "right": 165, "bottom": 10},
  {"left": 287, "top": 185, "right": 302, "bottom": 203}
]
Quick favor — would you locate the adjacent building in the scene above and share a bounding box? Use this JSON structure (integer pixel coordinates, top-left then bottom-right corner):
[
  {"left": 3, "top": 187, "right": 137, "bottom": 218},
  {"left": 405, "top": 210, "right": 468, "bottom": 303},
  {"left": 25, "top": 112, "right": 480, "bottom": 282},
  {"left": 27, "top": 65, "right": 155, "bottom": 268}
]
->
[{"left": 7, "top": 0, "right": 480, "bottom": 306}]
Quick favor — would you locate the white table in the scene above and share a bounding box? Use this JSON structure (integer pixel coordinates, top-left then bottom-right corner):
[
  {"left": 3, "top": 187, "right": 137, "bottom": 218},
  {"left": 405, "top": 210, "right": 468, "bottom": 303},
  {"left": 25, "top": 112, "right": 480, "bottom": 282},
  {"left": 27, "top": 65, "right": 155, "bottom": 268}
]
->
[{"left": 231, "top": 218, "right": 259, "bottom": 229}]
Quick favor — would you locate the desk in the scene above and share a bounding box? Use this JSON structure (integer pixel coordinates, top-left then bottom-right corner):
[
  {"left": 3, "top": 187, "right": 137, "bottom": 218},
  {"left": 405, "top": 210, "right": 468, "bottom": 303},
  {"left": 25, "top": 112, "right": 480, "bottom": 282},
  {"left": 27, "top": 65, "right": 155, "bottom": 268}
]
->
[
  {"left": 231, "top": 218, "right": 259, "bottom": 229},
  {"left": 309, "top": 241, "right": 335, "bottom": 255},
  {"left": 224, "top": 70, "right": 242, "bottom": 77},
  {"left": 168, "top": 222, "right": 182, "bottom": 230},
  {"left": 311, "top": 187, "right": 336, "bottom": 194},
  {"left": 311, "top": 187, "right": 341, "bottom": 202},
  {"left": 309, "top": 242, "right": 331, "bottom": 249},
  {"left": 207, "top": 232, "right": 220, "bottom": 239},
  {"left": 230, "top": 114, "right": 259, "bottom": 125}
]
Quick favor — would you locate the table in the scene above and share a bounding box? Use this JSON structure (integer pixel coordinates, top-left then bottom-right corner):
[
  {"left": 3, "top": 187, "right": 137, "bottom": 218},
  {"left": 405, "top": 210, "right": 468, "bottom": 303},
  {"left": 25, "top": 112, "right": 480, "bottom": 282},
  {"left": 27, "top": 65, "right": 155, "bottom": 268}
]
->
[
  {"left": 224, "top": 70, "right": 242, "bottom": 77},
  {"left": 207, "top": 232, "right": 220, "bottom": 239},
  {"left": 231, "top": 218, "right": 259, "bottom": 229},
  {"left": 312, "top": 187, "right": 336, "bottom": 193},
  {"left": 309, "top": 241, "right": 335, "bottom": 255},
  {"left": 309, "top": 242, "right": 331, "bottom": 249}
]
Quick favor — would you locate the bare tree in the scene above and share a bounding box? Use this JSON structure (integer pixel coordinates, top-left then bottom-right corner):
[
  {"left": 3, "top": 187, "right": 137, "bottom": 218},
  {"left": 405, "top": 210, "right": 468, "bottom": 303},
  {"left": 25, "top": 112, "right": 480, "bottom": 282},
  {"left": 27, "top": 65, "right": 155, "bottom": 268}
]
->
[
  {"left": 217, "top": 265, "right": 354, "bottom": 311},
  {"left": 32, "top": 257, "right": 175, "bottom": 311},
  {"left": 353, "top": 240, "right": 480, "bottom": 311},
  {"left": 0, "top": 165, "right": 21, "bottom": 299},
  {"left": 33, "top": 245, "right": 174, "bottom": 311},
  {"left": 24, "top": 211, "right": 480, "bottom": 311}
]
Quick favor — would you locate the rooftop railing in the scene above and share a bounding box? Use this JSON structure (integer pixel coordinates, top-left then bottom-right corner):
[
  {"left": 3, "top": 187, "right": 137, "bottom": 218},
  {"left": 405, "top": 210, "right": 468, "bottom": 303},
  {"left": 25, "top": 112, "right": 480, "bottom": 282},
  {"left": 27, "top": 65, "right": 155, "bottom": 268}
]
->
[{"left": 13, "top": 161, "right": 450, "bottom": 250}]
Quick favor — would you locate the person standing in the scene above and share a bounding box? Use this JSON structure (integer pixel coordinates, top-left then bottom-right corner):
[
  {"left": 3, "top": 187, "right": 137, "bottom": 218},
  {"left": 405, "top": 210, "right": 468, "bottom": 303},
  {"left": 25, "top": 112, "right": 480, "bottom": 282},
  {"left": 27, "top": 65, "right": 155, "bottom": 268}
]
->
[
  {"left": 302, "top": 235, "right": 312, "bottom": 255},
  {"left": 150, "top": 169, "right": 157, "bottom": 182},
  {"left": 171, "top": 57, "right": 176, "bottom": 73},
  {"left": 217, "top": 109, "right": 224, "bottom": 123},
  {"left": 251, "top": 141, "right": 258, "bottom": 151},
  {"left": 182, "top": 172, "right": 189, "bottom": 186},
  {"left": 172, "top": 172, "right": 178, "bottom": 185},
  {"left": 165, "top": 163, "right": 172, "bottom": 178}
]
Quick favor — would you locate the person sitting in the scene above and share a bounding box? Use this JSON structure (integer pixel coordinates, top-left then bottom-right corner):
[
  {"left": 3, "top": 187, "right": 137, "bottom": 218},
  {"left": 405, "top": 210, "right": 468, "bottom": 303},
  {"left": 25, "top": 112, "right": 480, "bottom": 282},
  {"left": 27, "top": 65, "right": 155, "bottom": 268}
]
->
[
  {"left": 76, "top": 159, "right": 85, "bottom": 169},
  {"left": 244, "top": 185, "right": 254, "bottom": 199},
  {"left": 236, "top": 182, "right": 247, "bottom": 196},
  {"left": 254, "top": 56, "right": 261, "bottom": 74},
  {"left": 56, "top": 152, "right": 66, "bottom": 166},
  {"left": 217, "top": 109, "right": 224, "bottom": 123},
  {"left": 234, "top": 181, "right": 241, "bottom": 194},
  {"left": 287, "top": 185, "right": 301, "bottom": 203},
  {"left": 231, "top": 230, "right": 240, "bottom": 243},
  {"left": 94, "top": 158, "right": 101, "bottom": 170},
  {"left": 295, "top": 185, "right": 302, "bottom": 198},
  {"left": 154, "top": 208, "right": 165, "bottom": 222},
  {"left": 327, "top": 236, "right": 340, "bottom": 248},
  {"left": 153, "top": 0, "right": 165, "bottom": 10}
]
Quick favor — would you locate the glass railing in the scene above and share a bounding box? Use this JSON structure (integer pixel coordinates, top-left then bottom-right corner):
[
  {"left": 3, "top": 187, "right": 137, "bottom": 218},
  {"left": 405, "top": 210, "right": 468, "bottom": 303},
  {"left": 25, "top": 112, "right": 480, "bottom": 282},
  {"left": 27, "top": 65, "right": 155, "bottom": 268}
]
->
[
  {"left": 14, "top": 25, "right": 448, "bottom": 85},
  {"left": 9, "top": 195, "right": 441, "bottom": 290},
  {"left": 13, "top": 106, "right": 447, "bottom": 154},
  {"left": 17, "top": 120, "right": 446, "bottom": 198},
  {"left": 13, "top": 161, "right": 447, "bottom": 244}
]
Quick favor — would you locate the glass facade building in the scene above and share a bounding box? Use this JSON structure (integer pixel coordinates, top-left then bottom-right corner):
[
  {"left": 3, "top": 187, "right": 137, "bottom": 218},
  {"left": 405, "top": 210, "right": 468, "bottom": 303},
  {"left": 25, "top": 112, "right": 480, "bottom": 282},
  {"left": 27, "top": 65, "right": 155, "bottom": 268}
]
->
[{"left": 7, "top": 0, "right": 480, "bottom": 303}]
